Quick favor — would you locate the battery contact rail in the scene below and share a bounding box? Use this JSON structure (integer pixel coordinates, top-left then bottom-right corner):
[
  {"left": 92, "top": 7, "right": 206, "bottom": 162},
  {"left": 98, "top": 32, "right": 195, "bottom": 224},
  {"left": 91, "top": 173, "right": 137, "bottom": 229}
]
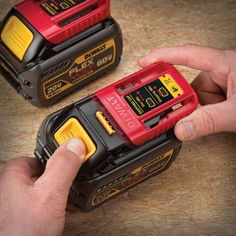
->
[{"left": 96, "top": 111, "right": 116, "bottom": 135}]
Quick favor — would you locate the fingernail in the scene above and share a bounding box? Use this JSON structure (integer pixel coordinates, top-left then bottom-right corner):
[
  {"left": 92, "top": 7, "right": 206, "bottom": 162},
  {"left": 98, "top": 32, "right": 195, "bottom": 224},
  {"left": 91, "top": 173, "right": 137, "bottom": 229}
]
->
[
  {"left": 178, "top": 121, "right": 195, "bottom": 140},
  {"left": 66, "top": 138, "right": 86, "bottom": 159}
]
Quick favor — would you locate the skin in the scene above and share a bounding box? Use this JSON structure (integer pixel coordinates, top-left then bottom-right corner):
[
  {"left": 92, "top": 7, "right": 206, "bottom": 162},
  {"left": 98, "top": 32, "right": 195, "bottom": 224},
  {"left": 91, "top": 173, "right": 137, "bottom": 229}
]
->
[
  {"left": 0, "top": 138, "right": 86, "bottom": 236},
  {"left": 0, "top": 45, "right": 236, "bottom": 235},
  {"left": 138, "top": 45, "right": 236, "bottom": 140}
]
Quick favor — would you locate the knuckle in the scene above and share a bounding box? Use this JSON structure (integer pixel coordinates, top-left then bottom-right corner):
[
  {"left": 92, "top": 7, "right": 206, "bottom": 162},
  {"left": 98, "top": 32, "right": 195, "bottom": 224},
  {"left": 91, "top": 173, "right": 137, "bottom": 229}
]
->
[
  {"left": 35, "top": 181, "right": 67, "bottom": 205},
  {"left": 43, "top": 190, "right": 64, "bottom": 205},
  {"left": 35, "top": 187, "right": 66, "bottom": 217},
  {"left": 224, "top": 49, "right": 236, "bottom": 75},
  {"left": 182, "top": 44, "right": 199, "bottom": 66},
  {"left": 199, "top": 109, "right": 217, "bottom": 135},
  {"left": 184, "top": 43, "right": 199, "bottom": 50}
]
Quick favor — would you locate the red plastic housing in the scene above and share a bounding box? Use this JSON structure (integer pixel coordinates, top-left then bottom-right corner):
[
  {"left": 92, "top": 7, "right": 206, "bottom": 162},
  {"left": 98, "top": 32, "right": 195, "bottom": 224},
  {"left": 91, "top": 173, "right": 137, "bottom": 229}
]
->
[
  {"left": 15, "top": 0, "right": 110, "bottom": 44},
  {"left": 96, "top": 63, "right": 198, "bottom": 146}
]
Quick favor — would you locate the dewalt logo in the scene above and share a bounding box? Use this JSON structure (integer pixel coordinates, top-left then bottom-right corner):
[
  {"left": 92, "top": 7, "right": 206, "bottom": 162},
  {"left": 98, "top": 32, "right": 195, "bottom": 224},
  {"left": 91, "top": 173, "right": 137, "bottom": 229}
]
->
[{"left": 84, "top": 44, "right": 107, "bottom": 60}]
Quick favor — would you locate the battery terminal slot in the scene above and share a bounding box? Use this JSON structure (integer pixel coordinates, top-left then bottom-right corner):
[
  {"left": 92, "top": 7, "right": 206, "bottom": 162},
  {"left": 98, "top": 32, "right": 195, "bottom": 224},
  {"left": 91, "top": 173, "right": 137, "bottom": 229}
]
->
[{"left": 96, "top": 111, "right": 116, "bottom": 135}]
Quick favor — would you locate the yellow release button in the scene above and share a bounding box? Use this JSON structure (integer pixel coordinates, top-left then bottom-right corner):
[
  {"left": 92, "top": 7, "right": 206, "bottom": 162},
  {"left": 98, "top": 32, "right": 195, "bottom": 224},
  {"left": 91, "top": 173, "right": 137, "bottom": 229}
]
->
[
  {"left": 1, "top": 16, "right": 33, "bottom": 61},
  {"left": 54, "top": 118, "right": 96, "bottom": 162}
]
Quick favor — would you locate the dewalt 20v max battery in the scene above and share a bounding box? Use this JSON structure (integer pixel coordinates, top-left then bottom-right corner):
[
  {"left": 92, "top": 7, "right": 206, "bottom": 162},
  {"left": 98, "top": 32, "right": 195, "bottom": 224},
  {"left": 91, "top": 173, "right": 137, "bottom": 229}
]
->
[
  {"left": 0, "top": 0, "right": 122, "bottom": 107},
  {"left": 35, "top": 63, "right": 198, "bottom": 211}
]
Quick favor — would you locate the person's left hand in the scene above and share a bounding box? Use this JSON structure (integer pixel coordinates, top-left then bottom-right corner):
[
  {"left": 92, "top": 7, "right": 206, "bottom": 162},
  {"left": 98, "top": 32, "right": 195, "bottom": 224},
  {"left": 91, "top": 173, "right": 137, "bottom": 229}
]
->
[{"left": 0, "top": 138, "right": 86, "bottom": 236}]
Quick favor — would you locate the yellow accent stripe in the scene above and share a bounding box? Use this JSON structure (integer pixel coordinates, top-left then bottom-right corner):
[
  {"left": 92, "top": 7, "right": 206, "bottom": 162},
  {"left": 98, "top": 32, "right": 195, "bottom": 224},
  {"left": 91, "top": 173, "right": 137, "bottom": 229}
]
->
[{"left": 131, "top": 149, "right": 174, "bottom": 174}]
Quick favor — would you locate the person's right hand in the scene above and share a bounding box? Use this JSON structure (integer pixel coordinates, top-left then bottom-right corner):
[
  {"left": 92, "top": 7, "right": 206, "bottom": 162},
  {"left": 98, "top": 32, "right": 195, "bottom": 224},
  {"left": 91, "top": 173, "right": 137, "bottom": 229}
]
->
[{"left": 138, "top": 45, "right": 236, "bottom": 140}]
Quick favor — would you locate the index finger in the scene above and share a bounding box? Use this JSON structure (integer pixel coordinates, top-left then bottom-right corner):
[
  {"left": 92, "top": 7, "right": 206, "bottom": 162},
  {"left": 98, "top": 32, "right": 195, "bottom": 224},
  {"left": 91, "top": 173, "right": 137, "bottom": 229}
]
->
[{"left": 138, "top": 44, "right": 227, "bottom": 73}]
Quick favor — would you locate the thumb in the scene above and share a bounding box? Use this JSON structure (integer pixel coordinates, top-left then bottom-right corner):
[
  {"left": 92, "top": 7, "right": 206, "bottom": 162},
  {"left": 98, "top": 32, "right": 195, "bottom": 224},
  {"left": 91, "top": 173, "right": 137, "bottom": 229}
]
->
[
  {"left": 35, "top": 138, "right": 86, "bottom": 199},
  {"left": 174, "top": 100, "right": 236, "bottom": 140}
]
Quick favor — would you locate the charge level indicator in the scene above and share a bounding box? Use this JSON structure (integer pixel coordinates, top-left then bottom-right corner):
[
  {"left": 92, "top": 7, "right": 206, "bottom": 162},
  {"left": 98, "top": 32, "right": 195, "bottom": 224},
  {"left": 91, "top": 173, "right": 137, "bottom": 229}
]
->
[
  {"left": 159, "top": 87, "right": 169, "bottom": 97},
  {"left": 146, "top": 98, "right": 156, "bottom": 107}
]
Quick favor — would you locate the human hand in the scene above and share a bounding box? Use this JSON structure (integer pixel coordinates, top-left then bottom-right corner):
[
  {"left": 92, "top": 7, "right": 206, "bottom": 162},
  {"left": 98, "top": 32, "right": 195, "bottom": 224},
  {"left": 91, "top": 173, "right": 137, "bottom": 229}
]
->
[
  {"left": 0, "top": 138, "right": 86, "bottom": 236},
  {"left": 138, "top": 45, "right": 236, "bottom": 140}
]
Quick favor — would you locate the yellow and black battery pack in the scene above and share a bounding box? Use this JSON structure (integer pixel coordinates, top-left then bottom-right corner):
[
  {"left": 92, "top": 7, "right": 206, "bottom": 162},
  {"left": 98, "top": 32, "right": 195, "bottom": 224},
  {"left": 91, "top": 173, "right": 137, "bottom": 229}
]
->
[
  {"left": 0, "top": 0, "right": 122, "bottom": 107},
  {"left": 35, "top": 102, "right": 181, "bottom": 211},
  {"left": 34, "top": 63, "right": 199, "bottom": 211}
]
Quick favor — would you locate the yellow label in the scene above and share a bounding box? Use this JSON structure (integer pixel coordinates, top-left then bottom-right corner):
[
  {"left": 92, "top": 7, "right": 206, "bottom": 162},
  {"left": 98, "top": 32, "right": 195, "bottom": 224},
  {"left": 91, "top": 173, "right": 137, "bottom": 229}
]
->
[
  {"left": 1, "top": 16, "right": 33, "bottom": 61},
  {"left": 159, "top": 74, "right": 183, "bottom": 98},
  {"left": 54, "top": 118, "right": 96, "bottom": 162},
  {"left": 92, "top": 149, "right": 174, "bottom": 206},
  {"left": 75, "top": 39, "right": 115, "bottom": 64},
  {"left": 43, "top": 38, "right": 116, "bottom": 100}
]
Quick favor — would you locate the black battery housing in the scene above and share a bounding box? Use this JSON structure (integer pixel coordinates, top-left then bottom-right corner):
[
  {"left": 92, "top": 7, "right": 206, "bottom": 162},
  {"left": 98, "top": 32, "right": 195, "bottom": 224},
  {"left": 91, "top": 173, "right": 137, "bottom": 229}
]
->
[
  {"left": 0, "top": 11, "right": 122, "bottom": 107},
  {"left": 35, "top": 95, "right": 182, "bottom": 211}
]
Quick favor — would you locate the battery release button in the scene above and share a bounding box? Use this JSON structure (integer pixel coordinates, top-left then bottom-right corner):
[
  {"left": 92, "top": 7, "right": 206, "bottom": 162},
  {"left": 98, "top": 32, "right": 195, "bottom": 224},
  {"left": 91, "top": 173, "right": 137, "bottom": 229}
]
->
[
  {"left": 1, "top": 16, "right": 33, "bottom": 60},
  {"left": 54, "top": 118, "right": 96, "bottom": 162}
]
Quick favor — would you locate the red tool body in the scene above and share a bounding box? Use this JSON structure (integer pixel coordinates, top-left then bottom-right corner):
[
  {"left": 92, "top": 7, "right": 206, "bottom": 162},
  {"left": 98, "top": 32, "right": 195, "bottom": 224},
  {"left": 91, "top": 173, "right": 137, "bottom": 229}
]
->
[
  {"left": 15, "top": 0, "right": 110, "bottom": 44},
  {"left": 96, "top": 63, "right": 198, "bottom": 146}
]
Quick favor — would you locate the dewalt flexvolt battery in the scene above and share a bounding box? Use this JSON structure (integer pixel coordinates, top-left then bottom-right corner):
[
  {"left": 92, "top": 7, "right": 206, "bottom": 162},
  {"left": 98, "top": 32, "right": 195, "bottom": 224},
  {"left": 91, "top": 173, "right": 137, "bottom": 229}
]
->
[
  {"left": 0, "top": 0, "right": 122, "bottom": 107},
  {"left": 35, "top": 63, "right": 198, "bottom": 211}
]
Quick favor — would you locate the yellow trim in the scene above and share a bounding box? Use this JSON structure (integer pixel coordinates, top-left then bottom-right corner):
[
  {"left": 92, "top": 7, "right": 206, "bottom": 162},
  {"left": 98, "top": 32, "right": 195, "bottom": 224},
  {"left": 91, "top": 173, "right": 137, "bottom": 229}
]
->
[
  {"left": 1, "top": 16, "right": 33, "bottom": 61},
  {"left": 54, "top": 118, "right": 96, "bottom": 162},
  {"left": 92, "top": 188, "right": 120, "bottom": 206},
  {"left": 131, "top": 149, "right": 174, "bottom": 174},
  {"left": 159, "top": 74, "right": 183, "bottom": 98},
  {"left": 96, "top": 111, "right": 115, "bottom": 135}
]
